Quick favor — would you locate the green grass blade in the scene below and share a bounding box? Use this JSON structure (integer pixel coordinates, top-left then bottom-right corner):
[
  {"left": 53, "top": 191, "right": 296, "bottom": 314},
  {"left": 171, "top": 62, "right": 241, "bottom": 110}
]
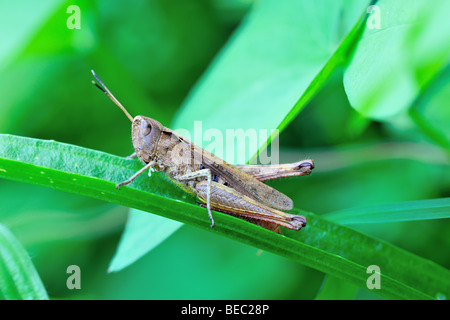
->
[
  {"left": 324, "top": 198, "right": 450, "bottom": 225},
  {"left": 0, "top": 223, "right": 49, "bottom": 300},
  {"left": 1, "top": 134, "right": 449, "bottom": 300},
  {"left": 288, "top": 209, "right": 449, "bottom": 300}
]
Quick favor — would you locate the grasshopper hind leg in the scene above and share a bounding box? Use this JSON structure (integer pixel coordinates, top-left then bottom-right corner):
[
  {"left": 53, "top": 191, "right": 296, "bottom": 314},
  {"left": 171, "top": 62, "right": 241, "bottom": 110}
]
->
[
  {"left": 197, "top": 201, "right": 282, "bottom": 234},
  {"left": 195, "top": 180, "right": 306, "bottom": 232}
]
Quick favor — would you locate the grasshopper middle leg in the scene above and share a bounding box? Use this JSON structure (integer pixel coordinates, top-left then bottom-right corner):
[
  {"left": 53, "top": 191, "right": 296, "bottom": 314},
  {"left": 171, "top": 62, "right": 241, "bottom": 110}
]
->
[{"left": 177, "top": 169, "right": 214, "bottom": 228}]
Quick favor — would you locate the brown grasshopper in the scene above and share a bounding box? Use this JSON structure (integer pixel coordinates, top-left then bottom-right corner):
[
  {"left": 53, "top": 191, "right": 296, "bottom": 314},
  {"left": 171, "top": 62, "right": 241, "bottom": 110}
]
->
[{"left": 91, "top": 70, "right": 314, "bottom": 233}]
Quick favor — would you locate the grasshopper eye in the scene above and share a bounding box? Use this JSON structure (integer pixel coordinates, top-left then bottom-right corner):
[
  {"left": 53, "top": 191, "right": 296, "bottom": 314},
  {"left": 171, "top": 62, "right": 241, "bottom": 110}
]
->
[{"left": 140, "top": 120, "right": 151, "bottom": 136}]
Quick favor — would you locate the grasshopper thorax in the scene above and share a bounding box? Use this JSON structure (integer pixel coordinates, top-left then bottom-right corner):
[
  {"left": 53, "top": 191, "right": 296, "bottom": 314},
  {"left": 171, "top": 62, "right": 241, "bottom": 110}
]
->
[{"left": 132, "top": 116, "right": 163, "bottom": 164}]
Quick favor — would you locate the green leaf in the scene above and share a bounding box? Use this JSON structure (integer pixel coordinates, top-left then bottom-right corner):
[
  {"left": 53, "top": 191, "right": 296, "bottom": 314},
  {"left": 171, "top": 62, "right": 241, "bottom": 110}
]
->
[
  {"left": 315, "top": 275, "right": 360, "bottom": 300},
  {"left": 344, "top": 0, "right": 450, "bottom": 120},
  {"left": 109, "top": 0, "right": 373, "bottom": 270},
  {"left": 1, "top": 134, "right": 449, "bottom": 300},
  {"left": 108, "top": 209, "right": 183, "bottom": 273},
  {"left": 409, "top": 66, "right": 450, "bottom": 149},
  {"left": 0, "top": 184, "right": 127, "bottom": 247},
  {"left": 324, "top": 198, "right": 450, "bottom": 225},
  {"left": 172, "top": 0, "right": 371, "bottom": 163},
  {"left": 0, "top": 0, "right": 61, "bottom": 69},
  {"left": 0, "top": 223, "right": 49, "bottom": 300}
]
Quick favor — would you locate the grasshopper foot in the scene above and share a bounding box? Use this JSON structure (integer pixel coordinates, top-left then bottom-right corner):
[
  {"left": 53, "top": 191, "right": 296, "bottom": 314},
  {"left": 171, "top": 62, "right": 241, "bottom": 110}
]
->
[
  {"left": 290, "top": 215, "right": 307, "bottom": 229},
  {"left": 297, "top": 160, "right": 314, "bottom": 175}
]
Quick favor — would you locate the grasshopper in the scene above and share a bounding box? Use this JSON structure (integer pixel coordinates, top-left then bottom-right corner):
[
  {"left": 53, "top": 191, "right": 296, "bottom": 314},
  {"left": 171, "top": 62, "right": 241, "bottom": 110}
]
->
[{"left": 91, "top": 70, "right": 314, "bottom": 233}]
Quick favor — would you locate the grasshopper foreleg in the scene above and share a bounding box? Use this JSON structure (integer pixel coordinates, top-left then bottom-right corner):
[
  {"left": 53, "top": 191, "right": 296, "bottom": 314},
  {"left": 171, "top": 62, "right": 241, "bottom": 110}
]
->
[
  {"left": 177, "top": 169, "right": 214, "bottom": 228},
  {"left": 116, "top": 160, "right": 156, "bottom": 189},
  {"left": 126, "top": 152, "right": 137, "bottom": 160}
]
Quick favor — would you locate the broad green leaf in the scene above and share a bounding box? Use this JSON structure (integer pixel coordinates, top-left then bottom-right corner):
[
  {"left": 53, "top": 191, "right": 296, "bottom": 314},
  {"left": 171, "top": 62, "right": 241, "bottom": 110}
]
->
[
  {"left": 0, "top": 223, "right": 49, "bottom": 300},
  {"left": 344, "top": 0, "right": 450, "bottom": 120},
  {"left": 172, "top": 0, "right": 370, "bottom": 164},
  {"left": 410, "top": 66, "right": 450, "bottom": 149},
  {"left": 324, "top": 198, "right": 450, "bottom": 225},
  {"left": 108, "top": 209, "right": 183, "bottom": 273},
  {"left": 1, "top": 134, "right": 449, "bottom": 300},
  {"left": 111, "top": 0, "right": 372, "bottom": 270}
]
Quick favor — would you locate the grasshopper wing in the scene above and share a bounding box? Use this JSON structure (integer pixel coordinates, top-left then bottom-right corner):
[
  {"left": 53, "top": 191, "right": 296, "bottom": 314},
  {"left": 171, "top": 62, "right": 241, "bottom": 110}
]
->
[
  {"left": 195, "top": 181, "right": 306, "bottom": 231},
  {"left": 191, "top": 145, "right": 294, "bottom": 211}
]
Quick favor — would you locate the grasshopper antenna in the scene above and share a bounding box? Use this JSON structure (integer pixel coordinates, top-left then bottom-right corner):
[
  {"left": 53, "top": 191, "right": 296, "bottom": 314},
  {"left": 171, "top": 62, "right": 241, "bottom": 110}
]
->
[{"left": 91, "top": 69, "right": 134, "bottom": 122}]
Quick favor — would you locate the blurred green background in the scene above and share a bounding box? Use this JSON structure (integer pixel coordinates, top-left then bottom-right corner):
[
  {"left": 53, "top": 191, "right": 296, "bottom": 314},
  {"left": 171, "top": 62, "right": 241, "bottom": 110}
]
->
[{"left": 0, "top": 0, "right": 449, "bottom": 299}]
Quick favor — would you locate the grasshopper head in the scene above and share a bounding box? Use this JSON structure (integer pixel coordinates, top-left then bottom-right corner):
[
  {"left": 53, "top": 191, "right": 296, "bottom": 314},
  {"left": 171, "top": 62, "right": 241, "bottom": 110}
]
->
[{"left": 132, "top": 116, "right": 163, "bottom": 163}]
